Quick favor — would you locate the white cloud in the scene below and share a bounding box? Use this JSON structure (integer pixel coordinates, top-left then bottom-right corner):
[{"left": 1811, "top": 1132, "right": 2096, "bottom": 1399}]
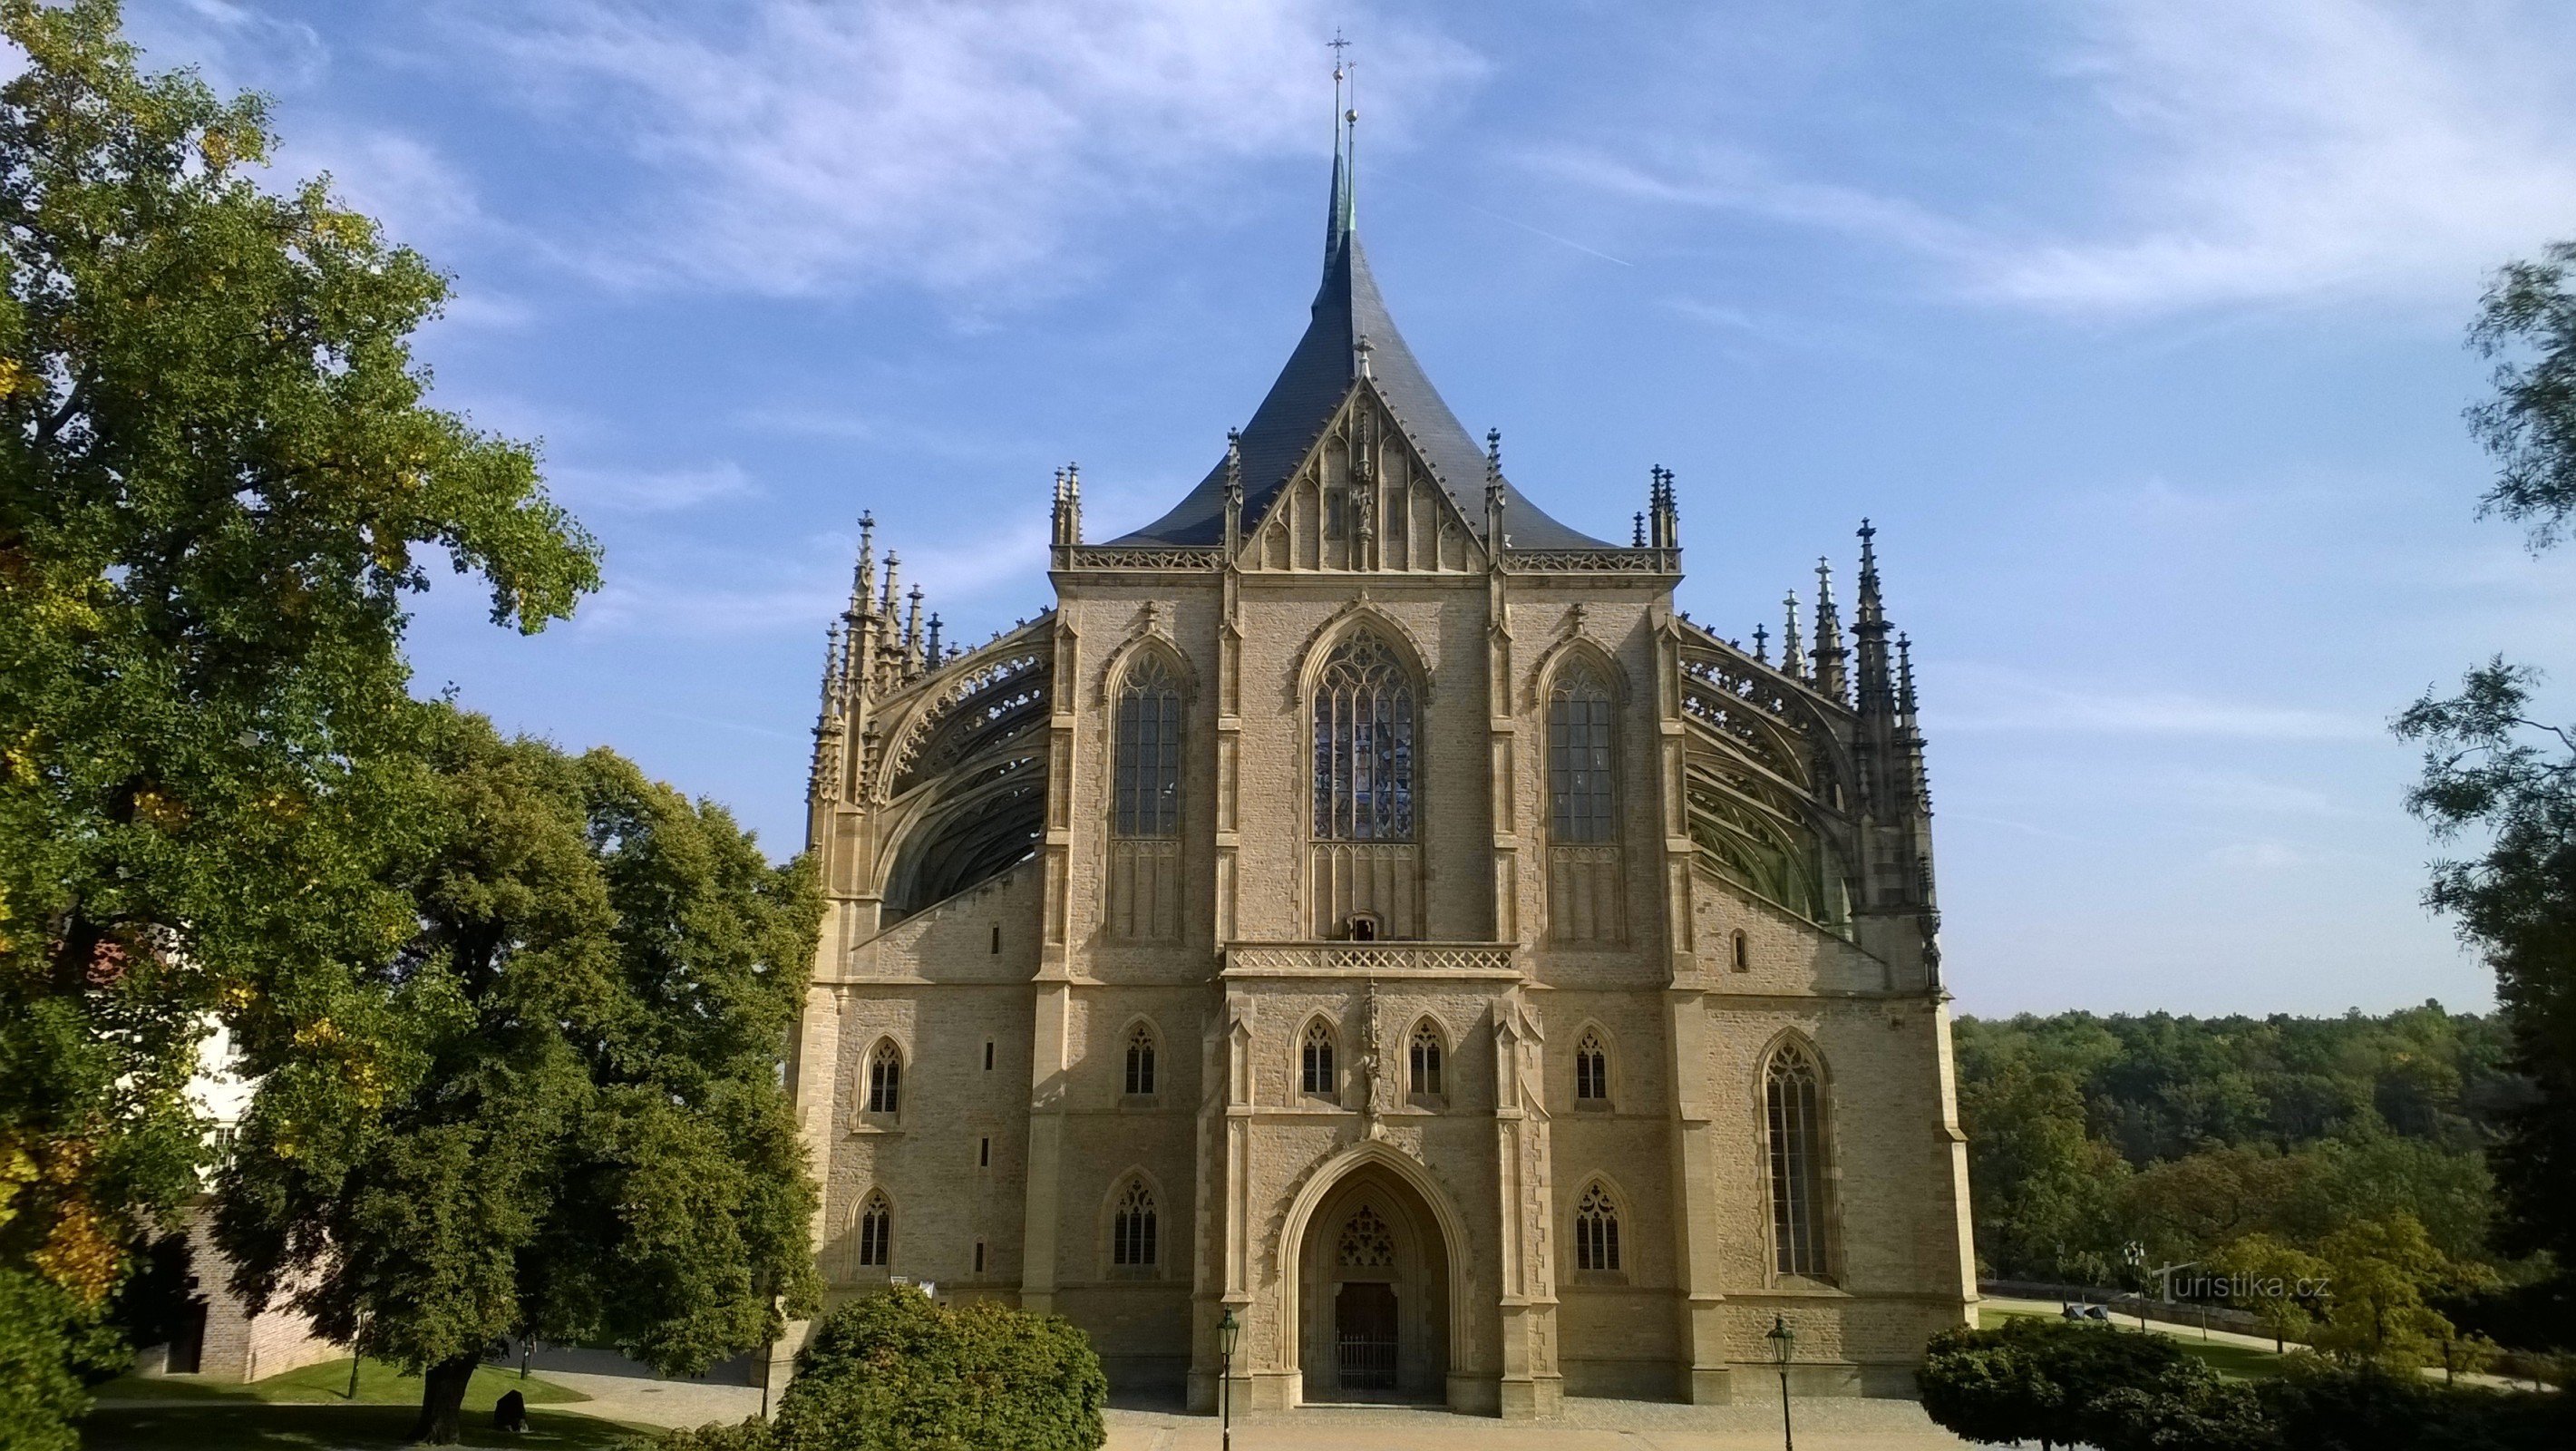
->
[
  {"left": 1973, "top": 0, "right": 2576, "bottom": 315},
  {"left": 1552, "top": 0, "right": 2576, "bottom": 318},
  {"left": 456, "top": 0, "right": 1483, "bottom": 298}
]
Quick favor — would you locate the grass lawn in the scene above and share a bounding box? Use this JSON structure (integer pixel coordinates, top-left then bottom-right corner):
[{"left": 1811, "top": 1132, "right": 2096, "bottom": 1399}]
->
[
  {"left": 1977, "top": 1306, "right": 2293, "bottom": 1381},
  {"left": 81, "top": 1403, "right": 641, "bottom": 1450},
  {"left": 98, "top": 1358, "right": 587, "bottom": 1409}
]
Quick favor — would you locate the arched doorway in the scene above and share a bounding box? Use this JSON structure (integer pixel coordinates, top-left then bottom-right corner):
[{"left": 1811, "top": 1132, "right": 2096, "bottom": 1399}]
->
[{"left": 1293, "top": 1161, "right": 1453, "bottom": 1405}]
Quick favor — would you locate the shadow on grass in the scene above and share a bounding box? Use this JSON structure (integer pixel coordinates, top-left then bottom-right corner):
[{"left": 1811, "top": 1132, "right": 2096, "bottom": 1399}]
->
[
  {"left": 98, "top": 1359, "right": 587, "bottom": 1409},
  {"left": 82, "top": 1403, "right": 644, "bottom": 1450}
]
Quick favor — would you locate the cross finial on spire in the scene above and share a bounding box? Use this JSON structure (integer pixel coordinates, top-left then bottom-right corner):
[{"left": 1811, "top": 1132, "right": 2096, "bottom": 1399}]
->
[
  {"left": 1353, "top": 332, "right": 1374, "bottom": 379},
  {"left": 1753, "top": 621, "right": 1770, "bottom": 664}
]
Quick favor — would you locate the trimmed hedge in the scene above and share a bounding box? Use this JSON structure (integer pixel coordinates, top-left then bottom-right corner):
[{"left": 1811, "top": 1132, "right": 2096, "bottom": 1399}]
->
[
  {"left": 1919, "top": 1319, "right": 2574, "bottom": 1451},
  {"left": 641, "top": 1290, "right": 1105, "bottom": 1451}
]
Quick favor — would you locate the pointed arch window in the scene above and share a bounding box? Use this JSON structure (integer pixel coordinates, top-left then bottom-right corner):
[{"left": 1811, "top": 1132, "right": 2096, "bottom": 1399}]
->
[
  {"left": 1301, "top": 1019, "right": 1337, "bottom": 1097},
  {"left": 865, "top": 1041, "right": 903, "bottom": 1115},
  {"left": 1408, "top": 1020, "right": 1444, "bottom": 1099},
  {"left": 1112, "top": 1180, "right": 1158, "bottom": 1269},
  {"left": 1765, "top": 1042, "right": 1830, "bottom": 1279},
  {"left": 1113, "top": 656, "right": 1183, "bottom": 838},
  {"left": 1574, "top": 1028, "right": 1609, "bottom": 1106},
  {"left": 1123, "top": 1024, "right": 1158, "bottom": 1097},
  {"left": 1548, "top": 663, "right": 1617, "bottom": 842},
  {"left": 1312, "top": 632, "right": 1416, "bottom": 841},
  {"left": 1573, "top": 1181, "right": 1621, "bottom": 1272},
  {"left": 857, "top": 1191, "right": 891, "bottom": 1268}
]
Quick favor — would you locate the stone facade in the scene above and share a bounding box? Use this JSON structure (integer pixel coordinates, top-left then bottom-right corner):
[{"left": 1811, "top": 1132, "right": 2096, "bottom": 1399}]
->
[{"left": 780, "top": 139, "right": 1975, "bottom": 1417}]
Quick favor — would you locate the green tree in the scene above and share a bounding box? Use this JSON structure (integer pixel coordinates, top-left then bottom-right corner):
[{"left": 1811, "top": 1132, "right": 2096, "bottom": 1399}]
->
[
  {"left": 2394, "top": 239, "right": 2576, "bottom": 1302},
  {"left": 1918, "top": 1319, "right": 2257, "bottom": 1451},
  {"left": 2211, "top": 1232, "right": 2331, "bottom": 1351},
  {"left": 2312, "top": 1212, "right": 2486, "bottom": 1369},
  {"left": 215, "top": 714, "right": 821, "bottom": 1443},
  {"left": 1957, "top": 1051, "right": 2127, "bottom": 1277},
  {"left": 0, "top": 2, "right": 596, "bottom": 1443}
]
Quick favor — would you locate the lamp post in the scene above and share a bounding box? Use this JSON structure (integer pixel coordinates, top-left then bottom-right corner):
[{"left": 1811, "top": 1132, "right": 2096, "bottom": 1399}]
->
[
  {"left": 1766, "top": 1314, "right": 1796, "bottom": 1451},
  {"left": 1217, "top": 1308, "right": 1241, "bottom": 1451}
]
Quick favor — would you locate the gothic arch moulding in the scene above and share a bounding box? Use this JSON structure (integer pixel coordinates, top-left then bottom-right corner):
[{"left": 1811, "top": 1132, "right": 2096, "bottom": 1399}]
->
[
  {"left": 1527, "top": 631, "right": 1629, "bottom": 715},
  {"left": 1094, "top": 1164, "right": 1172, "bottom": 1279},
  {"left": 1288, "top": 600, "right": 1435, "bottom": 712},
  {"left": 1271, "top": 1139, "right": 1472, "bottom": 1381},
  {"left": 1094, "top": 621, "right": 1199, "bottom": 712}
]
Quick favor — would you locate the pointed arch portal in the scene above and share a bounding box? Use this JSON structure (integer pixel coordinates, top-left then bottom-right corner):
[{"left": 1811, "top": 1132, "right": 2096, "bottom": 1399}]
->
[{"left": 1283, "top": 1147, "right": 1460, "bottom": 1407}]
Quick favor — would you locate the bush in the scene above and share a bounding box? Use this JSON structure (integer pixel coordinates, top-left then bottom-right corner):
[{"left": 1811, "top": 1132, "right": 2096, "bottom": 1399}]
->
[
  {"left": 637, "top": 1418, "right": 778, "bottom": 1451},
  {"left": 2259, "top": 1360, "right": 2574, "bottom": 1451},
  {"left": 771, "top": 1290, "right": 1105, "bottom": 1451},
  {"left": 1920, "top": 1319, "right": 2257, "bottom": 1451}
]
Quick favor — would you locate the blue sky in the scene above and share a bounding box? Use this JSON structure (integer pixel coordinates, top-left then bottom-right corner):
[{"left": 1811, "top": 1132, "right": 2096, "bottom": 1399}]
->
[{"left": 105, "top": 1, "right": 2576, "bottom": 1018}]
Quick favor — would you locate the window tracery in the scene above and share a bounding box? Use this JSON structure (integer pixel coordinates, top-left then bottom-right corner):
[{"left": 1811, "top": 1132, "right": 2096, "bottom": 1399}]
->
[
  {"left": 1123, "top": 1024, "right": 1157, "bottom": 1097},
  {"left": 865, "top": 1040, "right": 903, "bottom": 1115},
  {"left": 1765, "top": 1041, "right": 1830, "bottom": 1278},
  {"left": 1311, "top": 633, "right": 1416, "bottom": 841},
  {"left": 857, "top": 1191, "right": 891, "bottom": 1268},
  {"left": 1301, "top": 1018, "right": 1337, "bottom": 1097},
  {"left": 1113, "top": 656, "right": 1182, "bottom": 838},
  {"left": 1337, "top": 1206, "right": 1395, "bottom": 1269},
  {"left": 1574, "top": 1028, "right": 1609, "bottom": 1105},
  {"left": 1408, "top": 1020, "right": 1444, "bottom": 1098},
  {"left": 1547, "top": 663, "right": 1616, "bottom": 842},
  {"left": 1574, "top": 1181, "right": 1620, "bottom": 1272},
  {"left": 1112, "top": 1180, "right": 1158, "bottom": 1269}
]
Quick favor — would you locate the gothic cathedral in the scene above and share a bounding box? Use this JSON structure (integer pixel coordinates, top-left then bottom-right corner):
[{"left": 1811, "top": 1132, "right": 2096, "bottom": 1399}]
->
[{"left": 784, "top": 122, "right": 1976, "bottom": 1418}]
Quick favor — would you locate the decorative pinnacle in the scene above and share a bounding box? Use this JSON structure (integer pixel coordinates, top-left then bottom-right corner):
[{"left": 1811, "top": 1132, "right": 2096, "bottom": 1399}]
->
[
  {"left": 1485, "top": 428, "right": 1502, "bottom": 482},
  {"left": 1898, "top": 632, "right": 1919, "bottom": 716},
  {"left": 1353, "top": 332, "right": 1374, "bottom": 379},
  {"left": 1633, "top": 511, "right": 1646, "bottom": 547},
  {"left": 1224, "top": 428, "right": 1244, "bottom": 498},
  {"left": 1753, "top": 622, "right": 1770, "bottom": 664}
]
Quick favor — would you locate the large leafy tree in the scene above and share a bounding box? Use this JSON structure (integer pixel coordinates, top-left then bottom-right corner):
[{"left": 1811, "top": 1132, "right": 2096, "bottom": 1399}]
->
[
  {"left": 2396, "top": 239, "right": 2576, "bottom": 1294},
  {"left": 216, "top": 712, "right": 823, "bottom": 1444},
  {"left": 0, "top": 2, "right": 597, "bottom": 1446}
]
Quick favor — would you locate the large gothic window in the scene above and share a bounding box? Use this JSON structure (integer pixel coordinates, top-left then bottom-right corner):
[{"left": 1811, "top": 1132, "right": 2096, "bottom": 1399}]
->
[
  {"left": 1112, "top": 1180, "right": 1158, "bottom": 1270},
  {"left": 1301, "top": 1018, "right": 1337, "bottom": 1097},
  {"left": 857, "top": 1192, "right": 891, "bottom": 1268},
  {"left": 1311, "top": 633, "right": 1416, "bottom": 841},
  {"left": 1548, "top": 664, "right": 1617, "bottom": 842},
  {"left": 865, "top": 1040, "right": 903, "bottom": 1116},
  {"left": 1573, "top": 1181, "right": 1621, "bottom": 1272},
  {"left": 1765, "top": 1042, "right": 1831, "bottom": 1279},
  {"left": 1113, "top": 656, "right": 1182, "bottom": 838}
]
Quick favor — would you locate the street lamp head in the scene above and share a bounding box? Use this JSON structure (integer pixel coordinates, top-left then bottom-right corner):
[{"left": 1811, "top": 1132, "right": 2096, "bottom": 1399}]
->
[
  {"left": 1218, "top": 1307, "right": 1240, "bottom": 1358},
  {"left": 1766, "top": 1313, "right": 1795, "bottom": 1368}
]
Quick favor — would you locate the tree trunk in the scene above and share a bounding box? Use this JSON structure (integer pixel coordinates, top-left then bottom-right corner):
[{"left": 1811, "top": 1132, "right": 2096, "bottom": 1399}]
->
[{"left": 411, "top": 1354, "right": 481, "bottom": 1445}]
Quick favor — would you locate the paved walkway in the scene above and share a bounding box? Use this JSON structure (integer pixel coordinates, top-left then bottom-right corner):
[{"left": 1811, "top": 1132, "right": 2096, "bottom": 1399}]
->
[
  {"left": 1103, "top": 1397, "right": 1968, "bottom": 1450},
  {"left": 543, "top": 1371, "right": 1967, "bottom": 1448}
]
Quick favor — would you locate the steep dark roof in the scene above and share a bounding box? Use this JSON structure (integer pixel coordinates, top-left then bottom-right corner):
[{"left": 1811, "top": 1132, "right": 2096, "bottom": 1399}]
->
[{"left": 1107, "top": 170, "right": 1607, "bottom": 550}]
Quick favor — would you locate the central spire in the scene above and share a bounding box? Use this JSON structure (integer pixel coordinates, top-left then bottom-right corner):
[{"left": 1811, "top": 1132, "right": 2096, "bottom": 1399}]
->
[{"left": 1103, "top": 44, "right": 1606, "bottom": 550}]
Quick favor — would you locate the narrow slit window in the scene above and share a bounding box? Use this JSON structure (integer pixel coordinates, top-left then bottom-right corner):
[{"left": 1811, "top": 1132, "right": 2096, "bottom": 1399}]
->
[{"left": 978, "top": 1136, "right": 990, "bottom": 1169}]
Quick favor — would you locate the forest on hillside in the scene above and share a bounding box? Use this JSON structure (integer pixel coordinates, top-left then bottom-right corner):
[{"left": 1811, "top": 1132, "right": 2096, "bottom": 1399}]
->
[{"left": 1952, "top": 1004, "right": 2549, "bottom": 1350}]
